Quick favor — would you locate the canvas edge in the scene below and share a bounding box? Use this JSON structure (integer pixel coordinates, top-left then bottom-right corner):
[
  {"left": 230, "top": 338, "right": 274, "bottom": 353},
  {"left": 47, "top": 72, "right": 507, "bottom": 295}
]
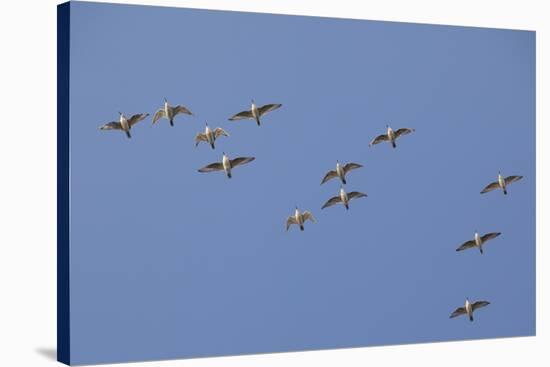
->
[
  {"left": 57, "top": 1, "right": 71, "bottom": 365},
  {"left": 71, "top": 0, "right": 536, "bottom": 32}
]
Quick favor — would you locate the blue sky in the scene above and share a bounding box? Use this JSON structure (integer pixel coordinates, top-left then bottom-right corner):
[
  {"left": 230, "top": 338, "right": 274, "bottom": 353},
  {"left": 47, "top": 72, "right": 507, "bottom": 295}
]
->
[{"left": 67, "top": 2, "right": 535, "bottom": 364}]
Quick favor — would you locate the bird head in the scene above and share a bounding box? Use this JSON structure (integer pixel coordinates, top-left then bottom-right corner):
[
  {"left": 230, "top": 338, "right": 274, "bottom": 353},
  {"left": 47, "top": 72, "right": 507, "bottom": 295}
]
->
[{"left": 164, "top": 97, "right": 168, "bottom": 102}]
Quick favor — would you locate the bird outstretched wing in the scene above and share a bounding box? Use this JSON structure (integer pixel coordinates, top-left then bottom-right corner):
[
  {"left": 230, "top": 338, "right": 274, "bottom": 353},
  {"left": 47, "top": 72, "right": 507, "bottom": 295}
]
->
[
  {"left": 369, "top": 134, "right": 389, "bottom": 146},
  {"left": 128, "top": 113, "right": 149, "bottom": 127},
  {"left": 194, "top": 133, "right": 208, "bottom": 147},
  {"left": 214, "top": 128, "right": 229, "bottom": 138},
  {"left": 231, "top": 157, "right": 255, "bottom": 168},
  {"left": 173, "top": 105, "right": 193, "bottom": 116},
  {"left": 450, "top": 307, "right": 467, "bottom": 318},
  {"left": 286, "top": 216, "right": 298, "bottom": 231},
  {"left": 480, "top": 181, "right": 500, "bottom": 194},
  {"left": 456, "top": 240, "right": 476, "bottom": 252},
  {"left": 229, "top": 110, "right": 254, "bottom": 121},
  {"left": 152, "top": 109, "right": 165, "bottom": 125},
  {"left": 198, "top": 162, "right": 224, "bottom": 173},
  {"left": 347, "top": 191, "right": 367, "bottom": 201},
  {"left": 504, "top": 175, "right": 523, "bottom": 185},
  {"left": 258, "top": 103, "right": 282, "bottom": 116},
  {"left": 395, "top": 128, "right": 415, "bottom": 138},
  {"left": 99, "top": 121, "right": 122, "bottom": 130},
  {"left": 303, "top": 211, "right": 315, "bottom": 223},
  {"left": 481, "top": 232, "right": 501, "bottom": 243},
  {"left": 472, "top": 301, "right": 490, "bottom": 311},
  {"left": 321, "top": 170, "right": 338, "bottom": 185},
  {"left": 322, "top": 196, "right": 342, "bottom": 209},
  {"left": 343, "top": 162, "right": 363, "bottom": 173}
]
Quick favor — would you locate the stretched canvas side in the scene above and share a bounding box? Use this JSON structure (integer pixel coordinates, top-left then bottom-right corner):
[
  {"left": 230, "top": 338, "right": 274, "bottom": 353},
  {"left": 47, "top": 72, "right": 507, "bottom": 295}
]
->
[{"left": 57, "top": 2, "right": 71, "bottom": 365}]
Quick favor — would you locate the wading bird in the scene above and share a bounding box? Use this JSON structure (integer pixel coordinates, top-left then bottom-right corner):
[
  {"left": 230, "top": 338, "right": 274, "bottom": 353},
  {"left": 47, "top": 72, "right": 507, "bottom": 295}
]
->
[
  {"left": 456, "top": 231, "right": 501, "bottom": 254},
  {"left": 152, "top": 98, "right": 193, "bottom": 127},
  {"left": 481, "top": 172, "right": 523, "bottom": 195},
  {"left": 99, "top": 112, "right": 149, "bottom": 139},
  {"left": 194, "top": 123, "right": 229, "bottom": 149},
  {"left": 369, "top": 124, "right": 415, "bottom": 148},
  {"left": 450, "top": 298, "right": 490, "bottom": 322},
  {"left": 228, "top": 100, "right": 282, "bottom": 126},
  {"left": 321, "top": 186, "right": 367, "bottom": 210},
  {"left": 286, "top": 207, "right": 315, "bottom": 231},
  {"left": 321, "top": 161, "right": 363, "bottom": 185},
  {"left": 198, "top": 152, "right": 255, "bottom": 179}
]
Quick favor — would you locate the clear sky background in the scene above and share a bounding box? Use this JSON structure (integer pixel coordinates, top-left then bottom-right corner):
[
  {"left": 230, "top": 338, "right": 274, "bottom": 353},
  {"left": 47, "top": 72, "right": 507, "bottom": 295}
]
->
[{"left": 67, "top": 1, "right": 535, "bottom": 364}]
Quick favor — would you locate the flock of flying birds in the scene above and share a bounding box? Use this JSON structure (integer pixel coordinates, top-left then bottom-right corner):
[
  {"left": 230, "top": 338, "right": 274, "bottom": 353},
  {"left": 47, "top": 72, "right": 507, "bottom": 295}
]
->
[
  {"left": 449, "top": 170, "right": 524, "bottom": 322},
  {"left": 99, "top": 97, "right": 524, "bottom": 323}
]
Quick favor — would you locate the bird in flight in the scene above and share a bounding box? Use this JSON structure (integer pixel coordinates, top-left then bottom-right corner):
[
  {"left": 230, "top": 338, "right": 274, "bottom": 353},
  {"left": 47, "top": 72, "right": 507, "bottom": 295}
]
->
[
  {"left": 321, "top": 161, "right": 363, "bottom": 185},
  {"left": 99, "top": 112, "right": 149, "bottom": 139},
  {"left": 322, "top": 186, "right": 367, "bottom": 210},
  {"left": 228, "top": 99, "right": 282, "bottom": 126},
  {"left": 152, "top": 98, "right": 193, "bottom": 127},
  {"left": 194, "top": 123, "right": 229, "bottom": 150},
  {"left": 456, "top": 231, "right": 501, "bottom": 254},
  {"left": 198, "top": 152, "right": 255, "bottom": 179},
  {"left": 369, "top": 124, "right": 415, "bottom": 148},
  {"left": 481, "top": 171, "right": 523, "bottom": 195},
  {"left": 450, "top": 298, "right": 490, "bottom": 322},
  {"left": 286, "top": 207, "right": 315, "bottom": 231}
]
